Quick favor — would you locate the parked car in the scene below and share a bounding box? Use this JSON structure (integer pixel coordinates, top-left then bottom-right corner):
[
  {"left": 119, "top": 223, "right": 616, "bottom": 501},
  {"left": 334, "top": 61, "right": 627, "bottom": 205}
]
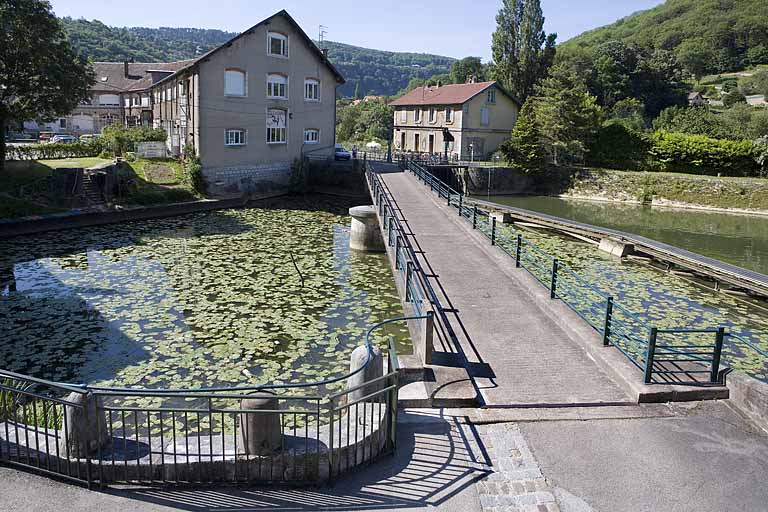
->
[
  {"left": 38, "top": 132, "right": 55, "bottom": 142},
  {"left": 79, "top": 134, "right": 100, "bottom": 143},
  {"left": 50, "top": 134, "right": 77, "bottom": 144},
  {"left": 334, "top": 144, "right": 352, "bottom": 161}
]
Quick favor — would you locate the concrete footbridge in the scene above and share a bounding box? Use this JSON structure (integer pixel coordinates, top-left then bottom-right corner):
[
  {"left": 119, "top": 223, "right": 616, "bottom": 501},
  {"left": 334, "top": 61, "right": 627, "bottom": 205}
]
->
[{"left": 364, "top": 160, "right": 766, "bottom": 414}]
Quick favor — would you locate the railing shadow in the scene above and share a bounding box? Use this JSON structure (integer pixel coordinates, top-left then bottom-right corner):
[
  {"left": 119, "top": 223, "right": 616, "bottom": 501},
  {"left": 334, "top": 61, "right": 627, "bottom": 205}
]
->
[{"left": 97, "top": 410, "right": 492, "bottom": 511}]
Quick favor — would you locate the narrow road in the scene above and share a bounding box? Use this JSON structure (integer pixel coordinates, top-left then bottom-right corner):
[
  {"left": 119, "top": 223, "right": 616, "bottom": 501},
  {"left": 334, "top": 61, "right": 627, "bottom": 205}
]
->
[{"left": 376, "top": 165, "right": 628, "bottom": 407}]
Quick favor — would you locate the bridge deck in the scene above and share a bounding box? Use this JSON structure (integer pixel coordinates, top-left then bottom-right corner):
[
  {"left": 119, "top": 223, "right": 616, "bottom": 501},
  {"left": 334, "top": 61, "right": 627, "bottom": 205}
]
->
[{"left": 377, "top": 167, "right": 629, "bottom": 406}]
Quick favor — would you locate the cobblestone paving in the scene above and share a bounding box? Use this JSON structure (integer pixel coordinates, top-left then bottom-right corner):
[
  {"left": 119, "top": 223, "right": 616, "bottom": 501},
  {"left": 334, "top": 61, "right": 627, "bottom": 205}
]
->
[{"left": 475, "top": 423, "right": 563, "bottom": 512}]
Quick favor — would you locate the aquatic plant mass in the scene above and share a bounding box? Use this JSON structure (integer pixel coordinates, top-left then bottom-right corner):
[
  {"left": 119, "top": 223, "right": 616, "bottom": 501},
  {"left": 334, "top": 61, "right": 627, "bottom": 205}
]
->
[{"left": 0, "top": 197, "right": 409, "bottom": 395}]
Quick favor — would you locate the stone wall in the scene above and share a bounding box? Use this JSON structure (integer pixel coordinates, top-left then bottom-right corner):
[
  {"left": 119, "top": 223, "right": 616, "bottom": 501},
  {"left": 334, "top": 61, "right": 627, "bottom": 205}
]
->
[
  {"left": 433, "top": 166, "right": 537, "bottom": 196},
  {"left": 203, "top": 162, "right": 292, "bottom": 199}
]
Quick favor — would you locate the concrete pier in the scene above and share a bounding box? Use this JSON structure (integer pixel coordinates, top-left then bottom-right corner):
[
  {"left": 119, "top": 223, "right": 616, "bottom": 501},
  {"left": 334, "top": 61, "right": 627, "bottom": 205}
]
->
[{"left": 349, "top": 206, "right": 385, "bottom": 252}]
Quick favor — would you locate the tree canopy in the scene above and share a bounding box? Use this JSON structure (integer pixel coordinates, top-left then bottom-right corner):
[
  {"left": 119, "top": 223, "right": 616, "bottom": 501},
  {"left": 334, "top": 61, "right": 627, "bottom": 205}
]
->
[{"left": 0, "top": 0, "right": 93, "bottom": 171}]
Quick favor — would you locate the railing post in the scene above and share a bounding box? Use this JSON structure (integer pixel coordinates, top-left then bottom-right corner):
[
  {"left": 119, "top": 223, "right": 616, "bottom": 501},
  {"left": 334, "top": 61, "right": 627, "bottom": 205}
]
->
[
  {"left": 491, "top": 217, "right": 497, "bottom": 246},
  {"left": 550, "top": 259, "right": 559, "bottom": 299},
  {"left": 472, "top": 206, "right": 477, "bottom": 229},
  {"left": 644, "top": 327, "right": 658, "bottom": 384},
  {"left": 459, "top": 194, "right": 463, "bottom": 213},
  {"left": 327, "top": 399, "right": 335, "bottom": 484},
  {"left": 603, "top": 296, "right": 614, "bottom": 346},
  {"left": 515, "top": 234, "right": 522, "bottom": 267},
  {"left": 447, "top": 190, "right": 451, "bottom": 206},
  {"left": 711, "top": 327, "right": 725, "bottom": 383},
  {"left": 405, "top": 261, "right": 414, "bottom": 301},
  {"left": 394, "top": 235, "right": 401, "bottom": 269}
]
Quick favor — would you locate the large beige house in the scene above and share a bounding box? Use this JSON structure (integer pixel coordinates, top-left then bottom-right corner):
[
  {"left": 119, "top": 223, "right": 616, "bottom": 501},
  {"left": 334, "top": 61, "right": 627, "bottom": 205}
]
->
[
  {"left": 26, "top": 10, "right": 344, "bottom": 194},
  {"left": 389, "top": 80, "right": 520, "bottom": 160}
]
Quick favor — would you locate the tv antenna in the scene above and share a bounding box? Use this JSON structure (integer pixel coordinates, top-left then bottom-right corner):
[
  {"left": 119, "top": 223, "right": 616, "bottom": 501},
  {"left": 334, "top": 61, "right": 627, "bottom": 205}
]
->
[{"left": 318, "top": 25, "right": 328, "bottom": 46}]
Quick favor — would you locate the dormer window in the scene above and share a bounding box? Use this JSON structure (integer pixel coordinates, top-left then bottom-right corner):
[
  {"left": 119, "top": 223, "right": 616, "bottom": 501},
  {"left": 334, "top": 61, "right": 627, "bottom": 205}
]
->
[
  {"left": 267, "top": 74, "right": 288, "bottom": 99},
  {"left": 268, "top": 32, "right": 288, "bottom": 58}
]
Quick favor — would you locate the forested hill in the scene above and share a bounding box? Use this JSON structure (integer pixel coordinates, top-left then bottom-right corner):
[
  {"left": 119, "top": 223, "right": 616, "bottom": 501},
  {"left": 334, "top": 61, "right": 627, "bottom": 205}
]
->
[
  {"left": 557, "top": 0, "right": 768, "bottom": 77},
  {"left": 59, "top": 18, "right": 454, "bottom": 97}
]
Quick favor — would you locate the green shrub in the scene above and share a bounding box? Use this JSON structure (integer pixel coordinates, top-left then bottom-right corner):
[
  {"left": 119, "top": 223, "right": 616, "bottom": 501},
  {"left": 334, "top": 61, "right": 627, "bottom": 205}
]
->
[
  {"left": 588, "top": 123, "right": 651, "bottom": 171},
  {"left": 181, "top": 145, "right": 205, "bottom": 194},
  {"left": 649, "top": 131, "right": 758, "bottom": 176},
  {"left": 6, "top": 141, "right": 102, "bottom": 161},
  {"left": 101, "top": 126, "right": 167, "bottom": 156}
]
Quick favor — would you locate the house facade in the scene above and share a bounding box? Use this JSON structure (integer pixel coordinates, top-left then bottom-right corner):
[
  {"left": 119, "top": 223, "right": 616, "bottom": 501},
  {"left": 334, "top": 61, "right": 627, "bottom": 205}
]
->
[
  {"left": 389, "top": 81, "right": 520, "bottom": 160},
  {"left": 24, "top": 10, "right": 344, "bottom": 195}
]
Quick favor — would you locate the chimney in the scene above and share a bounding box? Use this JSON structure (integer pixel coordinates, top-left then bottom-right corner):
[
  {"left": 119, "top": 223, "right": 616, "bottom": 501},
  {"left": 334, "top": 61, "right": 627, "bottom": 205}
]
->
[
  {"left": 321, "top": 48, "right": 329, "bottom": 59},
  {"left": 124, "top": 61, "right": 129, "bottom": 78}
]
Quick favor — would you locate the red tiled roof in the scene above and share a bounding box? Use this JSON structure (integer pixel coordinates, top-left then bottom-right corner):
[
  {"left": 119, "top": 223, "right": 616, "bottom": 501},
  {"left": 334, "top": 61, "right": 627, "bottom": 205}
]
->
[{"left": 389, "top": 81, "right": 502, "bottom": 106}]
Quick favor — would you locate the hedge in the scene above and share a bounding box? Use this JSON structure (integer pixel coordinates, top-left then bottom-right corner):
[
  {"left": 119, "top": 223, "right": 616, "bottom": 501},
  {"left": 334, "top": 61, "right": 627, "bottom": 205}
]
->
[
  {"left": 588, "top": 124, "right": 650, "bottom": 171},
  {"left": 648, "top": 131, "right": 758, "bottom": 177},
  {"left": 6, "top": 142, "right": 102, "bottom": 161}
]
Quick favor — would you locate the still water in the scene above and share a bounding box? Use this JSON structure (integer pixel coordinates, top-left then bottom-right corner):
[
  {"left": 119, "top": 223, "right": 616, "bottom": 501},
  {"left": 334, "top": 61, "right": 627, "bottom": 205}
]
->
[
  {"left": 0, "top": 197, "right": 409, "bottom": 393},
  {"left": 481, "top": 195, "right": 768, "bottom": 276}
]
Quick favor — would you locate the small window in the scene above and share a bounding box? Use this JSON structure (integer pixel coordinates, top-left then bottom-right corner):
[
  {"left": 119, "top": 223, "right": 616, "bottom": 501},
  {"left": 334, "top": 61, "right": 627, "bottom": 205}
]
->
[
  {"left": 400, "top": 109, "right": 407, "bottom": 123},
  {"left": 481, "top": 107, "right": 490, "bottom": 125},
  {"left": 304, "top": 128, "right": 319, "bottom": 144},
  {"left": 445, "top": 107, "right": 454, "bottom": 123},
  {"left": 414, "top": 109, "right": 421, "bottom": 123},
  {"left": 225, "top": 129, "right": 246, "bottom": 146},
  {"left": 225, "top": 69, "right": 246, "bottom": 96},
  {"left": 267, "top": 74, "right": 288, "bottom": 99},
  {"left": 487, "top": 89, "right": 496, "bottom": 103},
  {"left": 429, "top": 108, "right": 436, "bottom": 123},
  {"left": 267, "top": 109, "right": 287, "bottom": 144},
  {"left": 59, "top": 118, "right": 67, "bottom": 128},
  {"left": 141, "top": 95, "right": 150, "bottom": 107},
  {"left": 304, "top": 79, "right": 320, "bottom": 101},
  {"left": 268, "top": 32, "right": 288, "bottom": 57},
  {"left": 124, "top": 97, "right": 130, "bottom": 107},
  {"left": 98, "top": 94, "right": 119, "bottom": 106}
]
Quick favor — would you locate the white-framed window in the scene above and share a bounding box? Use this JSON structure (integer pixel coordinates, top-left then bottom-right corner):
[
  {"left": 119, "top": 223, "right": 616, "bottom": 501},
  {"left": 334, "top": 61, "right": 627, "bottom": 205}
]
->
[
  {"left": 98, "top": 94, "right": 119, "bottom": 106},
  {"left": 225, "top": 129, "right": 246, "bottom": 146},
  {"left": 304, "top": 79, "right": 320, "bottom": 101},
  {"left": 400, "top": 109, "right": 407, "bottom": 123},
  {"left": 487, "top": 89, "right": 496, "bottom": 103},
  {"left": 445, "top": 107, "right": 454, "bottom": 123},
  {"left": 267, "top": 74, "right": 288, "bottom": 99},
  {"left": 124, "top": 97, "right": 130, "bottom": 107},
  {"left": 141, "top": 95, "right": 150, "bottom": 107},
  {"left": 225, "top": 69, "right": 247, "bottom": 96},
  {"left": 414, "top": 108, "right": 421, "bottom": 123},
  {"left": 304, "top": 128, "right": 319, "bottom": 144},
  {"left": 267, "top": 108, "right": 287, "bottom": 144},
  {"left": 429, "top": 108, "right": 436, "bottom": 123},
  {"left": 481, "top": 107, "right": 490, "bottom": 125},
  {"left": 268, "top": 32, "right": 288, "bottom": 58},
  {"left": 132, "top": 96, "right": 140, "bottom": 106}
]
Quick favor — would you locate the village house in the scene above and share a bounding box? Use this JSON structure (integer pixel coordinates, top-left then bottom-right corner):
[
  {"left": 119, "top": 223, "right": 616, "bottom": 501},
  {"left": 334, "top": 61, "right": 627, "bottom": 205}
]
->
[
  {"left": 389, "top": 80, "right": 520, "bottom": 160},
  {"left": 27, "top": 10, "right": 344, "bottom": 194},
  {"left": 688, "top": 91, "right": 707, "bottom": 106}
]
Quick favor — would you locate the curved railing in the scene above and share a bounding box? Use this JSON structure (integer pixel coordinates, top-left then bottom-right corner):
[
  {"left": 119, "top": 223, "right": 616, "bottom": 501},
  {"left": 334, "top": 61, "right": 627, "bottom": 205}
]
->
[
  {"left": 400, "top": 157, "right": 751, "bottom": 385},
  {"left": 0, "top": 314, "right": 423, "bottom": 486}
]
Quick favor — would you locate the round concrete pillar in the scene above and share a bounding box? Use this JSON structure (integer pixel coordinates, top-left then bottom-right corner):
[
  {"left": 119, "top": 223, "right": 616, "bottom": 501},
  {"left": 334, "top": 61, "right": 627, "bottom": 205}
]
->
[
  {"left": 349, "top": 206, "right": 385, "bottom": 252},
  {"left": 347, "top": 345, "right": 384, "bottom": 402},
  {"left": 239, "top": 394, "right": 282, "bottom": 455},
  {"left": 58, "top": 391, "right": 109, "bottom": 458}
]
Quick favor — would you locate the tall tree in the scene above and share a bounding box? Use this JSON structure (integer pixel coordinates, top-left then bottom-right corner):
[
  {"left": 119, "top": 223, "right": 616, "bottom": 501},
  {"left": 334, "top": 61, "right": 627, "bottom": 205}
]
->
[
  {"left": 0, "top": 0, "right": 93, "bottom": 171},
  {"left": 491, "top": 0, "right": 556, "bottom": 103},
  {"left": 450, "top": 57, "right": 485, "bottom": 84},
  {"left": 500, "top": 99, "right": 544, "bottom": 173}
]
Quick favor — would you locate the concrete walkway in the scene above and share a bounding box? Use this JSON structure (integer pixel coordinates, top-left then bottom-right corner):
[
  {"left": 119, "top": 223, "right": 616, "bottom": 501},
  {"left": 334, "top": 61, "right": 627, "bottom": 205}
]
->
[{"left": 377, "top": 167, "right": 628, "bottom": 407}]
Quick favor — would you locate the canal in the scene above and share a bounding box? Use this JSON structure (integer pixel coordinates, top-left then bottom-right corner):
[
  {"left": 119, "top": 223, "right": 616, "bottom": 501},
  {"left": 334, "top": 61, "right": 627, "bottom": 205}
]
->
[{"left": 480, "top": 195, "right": 768, "bottom": 276}]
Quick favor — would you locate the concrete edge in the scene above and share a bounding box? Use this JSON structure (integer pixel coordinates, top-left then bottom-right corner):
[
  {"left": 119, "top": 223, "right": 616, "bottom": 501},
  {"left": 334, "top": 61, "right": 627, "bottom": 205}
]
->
[
  {"left": 408, "top": 171, "right": 730, "bottom": 404},
  {"left": 725, "top": 372, "right": 768, "bottom": 433}
]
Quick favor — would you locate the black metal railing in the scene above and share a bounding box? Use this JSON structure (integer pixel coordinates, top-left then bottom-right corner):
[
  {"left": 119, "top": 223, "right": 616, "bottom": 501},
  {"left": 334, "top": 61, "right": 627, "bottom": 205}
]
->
[
  {"left": 400, "top": 158, "right": 732, "bottom": 385},
  {"left": 0, "top": 316, "right": 415, "bottom": 487}
]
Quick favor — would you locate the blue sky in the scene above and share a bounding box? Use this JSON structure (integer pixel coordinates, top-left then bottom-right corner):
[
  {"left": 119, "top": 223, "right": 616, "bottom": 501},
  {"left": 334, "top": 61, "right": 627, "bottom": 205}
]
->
[{"left": 50, "top": 0, "right": 663, "bottom": 60}]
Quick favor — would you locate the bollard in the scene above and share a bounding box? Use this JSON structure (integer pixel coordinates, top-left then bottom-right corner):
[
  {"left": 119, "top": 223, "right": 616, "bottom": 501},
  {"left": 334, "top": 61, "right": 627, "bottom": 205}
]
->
[
  {"left": 240, "top": 393, "right": 282, "bottom": 455},
  {"left": 59, "top": 391, "right": 109, "bottom": 459},
  {"left": 347, "top": 345, "right": 384, "bottom": 403}
]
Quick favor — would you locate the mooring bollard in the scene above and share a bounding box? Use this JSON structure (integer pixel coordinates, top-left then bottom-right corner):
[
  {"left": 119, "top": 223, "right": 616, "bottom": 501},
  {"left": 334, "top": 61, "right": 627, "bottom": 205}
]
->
[
  {"left": 349, "top": 205, "right": 385, "bottom": 252},
  {"left": 59, "top": 391, "right": 109, "bottom": 459},
  {"left": 240, "top": 394, "right": 282, "bottom": 455},
  {"left": 347, "top": 345, "right": 384, "bottom": 403}
]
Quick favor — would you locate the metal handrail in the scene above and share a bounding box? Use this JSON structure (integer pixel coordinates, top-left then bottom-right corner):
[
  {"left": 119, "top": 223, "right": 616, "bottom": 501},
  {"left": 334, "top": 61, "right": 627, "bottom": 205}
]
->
[{"left": 402, "top": 158, "right": 733, "bottom": 384}]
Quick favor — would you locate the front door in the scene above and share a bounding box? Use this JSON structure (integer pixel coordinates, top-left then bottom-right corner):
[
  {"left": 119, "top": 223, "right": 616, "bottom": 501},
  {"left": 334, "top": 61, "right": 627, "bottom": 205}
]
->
[
  {"left": 428, "top": 134, "right": 434, "bottom": 154},
  {"left": 401, "top": 132, "right": 406, "bottom": 151},
  {"left": 414, "top": 133, "right": 420, "bottom": 153}
]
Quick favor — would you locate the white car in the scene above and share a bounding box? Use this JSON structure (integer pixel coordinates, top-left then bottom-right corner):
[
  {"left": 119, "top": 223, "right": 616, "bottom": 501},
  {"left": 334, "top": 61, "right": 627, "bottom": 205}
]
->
[
  {"left": 334, "top": 144, "right": 352, "bottom": 160},
  {"left": 50, "top": 134, "right": 77, "bottom": 144}
]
